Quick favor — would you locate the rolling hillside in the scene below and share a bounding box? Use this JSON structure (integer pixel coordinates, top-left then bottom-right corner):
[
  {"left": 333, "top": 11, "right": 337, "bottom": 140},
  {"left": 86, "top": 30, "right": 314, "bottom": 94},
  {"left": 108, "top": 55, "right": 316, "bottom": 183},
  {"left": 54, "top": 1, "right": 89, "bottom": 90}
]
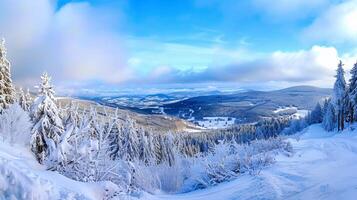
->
[
  {"left": 57, "top": 97, "right": 199, "bottom": 133},
  {"left": 162, "top": 86, "right": 331, "bottom": 123}
]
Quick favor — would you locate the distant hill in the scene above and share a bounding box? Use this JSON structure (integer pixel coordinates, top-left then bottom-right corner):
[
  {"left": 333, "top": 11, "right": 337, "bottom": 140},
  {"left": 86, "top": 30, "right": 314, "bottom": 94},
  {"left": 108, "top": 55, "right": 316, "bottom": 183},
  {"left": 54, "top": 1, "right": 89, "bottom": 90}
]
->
[
  {"left": 77, "top": 85, "right": 332, "bottom": 125},
  {"left": 162, "top": 86, "right": 332, "bottom": 123}
]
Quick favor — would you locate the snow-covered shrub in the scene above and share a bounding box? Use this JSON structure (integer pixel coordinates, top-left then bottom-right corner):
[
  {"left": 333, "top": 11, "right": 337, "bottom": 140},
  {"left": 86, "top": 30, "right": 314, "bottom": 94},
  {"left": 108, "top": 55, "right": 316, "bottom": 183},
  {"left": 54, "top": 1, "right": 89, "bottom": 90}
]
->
[
  {"left": 182, "top": 138, "right": 292, "bottom": 192},
  {"left": 54, "top": 107, "right": 137, "bottom": 194},
  {"left": 132, "top": 150, "right": 190, "bottom": 194},
  {"left": 0, "top": 103, "right": 32, "bottom": 146},
  {"left": 125, "top": 137, "right": 292, "bottom": 194}
]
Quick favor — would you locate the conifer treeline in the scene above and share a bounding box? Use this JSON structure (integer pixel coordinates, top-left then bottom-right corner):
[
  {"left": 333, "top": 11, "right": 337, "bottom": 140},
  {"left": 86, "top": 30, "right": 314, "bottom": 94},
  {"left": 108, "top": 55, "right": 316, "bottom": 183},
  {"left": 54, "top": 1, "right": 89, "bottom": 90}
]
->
[{"left": 307, "top": 60, "right": 357, "bottom": 132}]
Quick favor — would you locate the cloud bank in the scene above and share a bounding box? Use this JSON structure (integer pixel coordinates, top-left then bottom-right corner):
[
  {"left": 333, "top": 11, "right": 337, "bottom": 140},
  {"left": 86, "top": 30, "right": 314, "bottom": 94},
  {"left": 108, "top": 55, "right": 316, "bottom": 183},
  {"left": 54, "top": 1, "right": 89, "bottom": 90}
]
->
[
  {"left": 0, "top": 0, "right": 129, "bottom": 85},
  {"left": 0, "top": 0, "right": 356, "bottom": 91},
  {"left": 303, "top": 0, "right": 357, "bottom": 44},
  {"left": 142, "top": 45, "right": 356, "bottom": 87}
]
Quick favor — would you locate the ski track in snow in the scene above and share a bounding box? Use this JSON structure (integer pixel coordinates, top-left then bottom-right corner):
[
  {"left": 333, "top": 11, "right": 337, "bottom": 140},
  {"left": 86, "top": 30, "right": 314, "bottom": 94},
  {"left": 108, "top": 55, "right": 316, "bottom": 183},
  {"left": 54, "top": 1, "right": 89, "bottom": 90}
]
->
[{"left": 143, "top": 124, "right": 357, "bottom": 200}]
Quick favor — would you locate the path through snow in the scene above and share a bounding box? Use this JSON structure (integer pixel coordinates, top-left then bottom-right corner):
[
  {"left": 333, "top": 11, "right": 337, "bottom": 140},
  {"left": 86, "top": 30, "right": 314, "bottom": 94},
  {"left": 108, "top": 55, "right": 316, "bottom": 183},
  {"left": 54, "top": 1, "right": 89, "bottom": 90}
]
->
[{"left": 144, "top": 124, "right": 357, "bottom": 200}]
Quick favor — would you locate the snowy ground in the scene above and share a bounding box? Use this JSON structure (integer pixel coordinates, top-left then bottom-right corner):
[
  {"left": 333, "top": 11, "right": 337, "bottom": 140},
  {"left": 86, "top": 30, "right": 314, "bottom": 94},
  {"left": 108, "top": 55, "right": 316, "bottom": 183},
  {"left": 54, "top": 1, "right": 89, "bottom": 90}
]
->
[
  {"left": 193, "top": 117, "right": 236, "bottom": 129},
  {"left": 3, "top": 124, "right": 357, "bottom": 199},
  {"left": 273, "top": 106, "right": 309, "bottom": 119},
  {"left": 0, "top": 141, "right": 120, "bottom": 200},
  {"left": 143, "top": 124, "right": 357, "bottom": 200}
]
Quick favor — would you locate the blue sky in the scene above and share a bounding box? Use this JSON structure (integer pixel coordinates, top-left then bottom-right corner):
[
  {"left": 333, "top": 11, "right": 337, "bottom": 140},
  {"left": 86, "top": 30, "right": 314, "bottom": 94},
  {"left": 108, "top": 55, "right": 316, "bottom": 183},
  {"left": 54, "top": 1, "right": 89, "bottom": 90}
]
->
[{"left": 0, "top": 0, "right": 357, "bottom": 93}]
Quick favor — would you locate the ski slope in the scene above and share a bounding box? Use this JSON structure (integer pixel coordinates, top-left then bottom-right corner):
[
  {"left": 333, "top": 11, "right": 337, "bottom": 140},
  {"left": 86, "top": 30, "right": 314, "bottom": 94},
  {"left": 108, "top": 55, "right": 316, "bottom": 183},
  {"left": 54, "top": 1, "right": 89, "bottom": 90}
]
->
[
  {"left": 143, "top": 124, "right": 357, "bottom": 200},
  {"left": 0, "top": 141, "right": 119, "bottom": 200}
]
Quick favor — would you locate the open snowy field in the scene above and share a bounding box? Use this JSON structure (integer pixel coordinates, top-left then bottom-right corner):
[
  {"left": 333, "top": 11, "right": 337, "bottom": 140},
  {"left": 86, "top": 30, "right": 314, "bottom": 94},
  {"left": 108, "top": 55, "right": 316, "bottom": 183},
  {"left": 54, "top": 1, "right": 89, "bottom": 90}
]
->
[
  {"left": 273, "top": 106, "right": 309, "bottom": 119},
  {"left": 142, "top": 124, "right": 357, "bottom": 200},
  {"left": 194, "top": 117, "right": 237, "bottom": 129}
]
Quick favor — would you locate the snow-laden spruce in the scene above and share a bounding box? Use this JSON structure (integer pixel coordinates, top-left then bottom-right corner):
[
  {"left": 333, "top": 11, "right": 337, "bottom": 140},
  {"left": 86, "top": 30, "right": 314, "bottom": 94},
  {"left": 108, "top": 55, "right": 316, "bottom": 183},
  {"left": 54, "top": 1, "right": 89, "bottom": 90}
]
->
[
  {"left": 0, "top": 38, "right": 14, "bottom": 112},
  {"left": 30, "top": 73, "right": 64, "bottom": 164},
  {"left": 333, "top": 61, "right": 347, "bottom": 131},
  {"left": 18, "top": 87, "right": 32, "bottom": 112},
  {"left": 320, "top": 60, "right": 357, "bottom": 132},
  {"left": 347, "top": 61, "right": 357, "bottom": 123}
]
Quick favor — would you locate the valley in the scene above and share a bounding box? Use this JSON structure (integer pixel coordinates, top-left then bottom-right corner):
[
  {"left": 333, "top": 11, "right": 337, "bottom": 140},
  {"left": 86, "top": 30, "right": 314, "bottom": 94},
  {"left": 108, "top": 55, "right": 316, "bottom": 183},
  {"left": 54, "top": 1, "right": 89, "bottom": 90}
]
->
[{"left": 80, "top": 86, "right": 331, "bottom": 130}]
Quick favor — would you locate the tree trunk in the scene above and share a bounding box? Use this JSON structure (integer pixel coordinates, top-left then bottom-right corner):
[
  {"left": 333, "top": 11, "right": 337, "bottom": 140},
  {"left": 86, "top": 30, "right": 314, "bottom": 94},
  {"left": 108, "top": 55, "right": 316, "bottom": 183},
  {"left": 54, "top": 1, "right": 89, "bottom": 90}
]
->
[
  {"left": 349, "top": 104, "right": 353, "bottom": 123},
  {"left": 337, "top": 112, "right": 341, "bottom": 131},
  {"left": 352, "top": 105, "right": 355, "bottom": 124},
  {"left": 341, "top": 110, "right": 344, "bottom": 130}
]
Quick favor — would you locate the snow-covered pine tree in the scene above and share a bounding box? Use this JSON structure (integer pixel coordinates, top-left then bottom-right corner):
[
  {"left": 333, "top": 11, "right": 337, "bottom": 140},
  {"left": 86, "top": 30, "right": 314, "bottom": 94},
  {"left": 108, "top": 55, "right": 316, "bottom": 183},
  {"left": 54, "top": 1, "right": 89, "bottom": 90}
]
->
[
  {"left": 161, "top": 133, "right": 176, "bottom": 166},
  {"left": 323, "top": 101, "right": 336, "bottom": 132},
  {"left": 30, "top": 72, "right": 64, "bottom": 163},
  {"left": 0, "top": 38, "right": 15, "bottom": 112},
  {"left": 18, "top": 88, "right": 33, "bottom": 112},
  {"left": 348, "top": 61, "right": 357, "bottom": 123},
  {"left": 63, "top": 102, "right": 79, "bottom": 129},
  {"left": 108, "top": 125, "right": 121, "bottom": 160},
  {"left": 333, "top": 61, "right": 347, "bottom": 131},
  {"left": 18, "top": 87, "right": 25, "bottom": 104},
  {"left": 137, "top": 128, "right": 155, "bottom": 164},
  {"left": 61, "top": 109, "right": 95, "bottom": 181},
  {"left": 49, "top": 103, "right": 80, "bottom": 170},
  {"left": 88, "top": 107, "right": 101, "bottom": 138},
  {"left": 322, "top": 98, "right": 329, "bottom": 116},
  {"left": 153, "top": 133, "right": 176, "bottom": 166},
  {"left": 310, "top": 103, "right": 323, "bottom": 124},
  {"left": 119, "top": 116, "right": 140, "bottom": 161},
  {"left": 18, "top": 87, "right": 30, "bottom": 111},
  {"left": 25, "top": 88, "right": 32, "bottom": 108}
]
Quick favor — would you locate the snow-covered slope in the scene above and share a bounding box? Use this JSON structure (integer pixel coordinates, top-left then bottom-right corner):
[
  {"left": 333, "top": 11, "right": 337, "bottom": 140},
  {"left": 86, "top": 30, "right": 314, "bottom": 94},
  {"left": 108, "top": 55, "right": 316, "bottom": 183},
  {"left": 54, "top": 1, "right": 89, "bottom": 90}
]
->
[
  {"left": 3, "top": 124, "right": 357, "bottom": 200},
  {"left": 144, "top": 124, "right": 357, "bottom": 200},
  {"left": 0, "top": 141, "right": 119, "bottom": 200}
]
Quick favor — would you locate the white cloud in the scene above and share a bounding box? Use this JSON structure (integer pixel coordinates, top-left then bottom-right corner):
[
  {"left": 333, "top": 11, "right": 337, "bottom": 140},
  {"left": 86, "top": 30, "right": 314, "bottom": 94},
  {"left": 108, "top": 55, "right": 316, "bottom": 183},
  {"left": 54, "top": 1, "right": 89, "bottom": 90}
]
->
[
  {"left": 0, "top": 0, "right": 354, "bottom": 90},
  {"left": 0, "top": 0, "right": 52, "bottom": 48},
  {"left": 127, "top": 37, "right": 257, "bottom": 75},
  {"left": 0, "top": 0, "right": 129, "bottom": 86},
  {"left": 303, "top": 0, "right": 357, "bottom": 44},
  {"left": 143, "top": 45, "right": 356, "bottom": 88}
]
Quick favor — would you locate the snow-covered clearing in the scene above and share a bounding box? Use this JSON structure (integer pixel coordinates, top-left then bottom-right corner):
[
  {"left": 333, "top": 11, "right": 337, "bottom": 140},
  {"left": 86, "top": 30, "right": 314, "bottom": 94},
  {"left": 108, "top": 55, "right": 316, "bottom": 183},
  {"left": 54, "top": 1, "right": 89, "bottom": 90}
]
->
[
  {"left": 274, "top": 106, "right": 309, "bottom": 119},
  {"left": 143, "top": 124, "right": 357, "bottom": 200},
  {"left": 0, "top": 141, "right": 119, "bottom": 200},
  {"left": 194, "top": 117, "right": 236, "bottom": 129}
]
